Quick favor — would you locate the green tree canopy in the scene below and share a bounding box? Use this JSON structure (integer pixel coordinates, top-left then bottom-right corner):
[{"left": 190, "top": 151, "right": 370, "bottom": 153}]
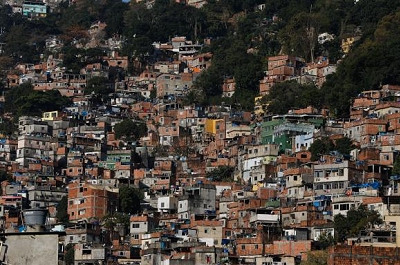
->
[
  {"left": 392, "top": 154, "right": 400, "bottom": 176},
  {"left": 320, "top": 10, "right": 400, "bottom": 117},
  {"left": 102, "top": 212, "right": 130, "bottom": 230},
  {"left": 334, "top": 204, "right": 382, "bottom": 242},
  {"left": 206, "top": 166, "right": 235, "bottom": 182},
  {"left": 85, "top": 76, "right": 113, "bottom": 104},
  {"left": 64, "top": 243, "right": 75, "bottom": 265},
  {"left": 309, "top": 137, "right": 334, "bottom": 161},
  {"left": 0, "top": 118, "right": 17, "bottom": 137},
  {"left": 334, "top": 137, "right": 354, "bottom": 157},
  {"left": 309, "top": 136, "right": 354, "bottom": 161},
  {"left": 0, "top": 171, "right": 13, "bottom": 195},
  {"left": 56, "top": 195, "right": 69, "bottom": 224},
  {"left": 4, "top": 83, "right": 71, "bottom": 117},
  {"left": 114, "top": 119, "right": 147, "bottom": 141},
  {"left": 119, "top": 186, "right": 144, "bottom": 214},
  {"left": 265, "top": 81, "right": 322, "bottom": 115}
]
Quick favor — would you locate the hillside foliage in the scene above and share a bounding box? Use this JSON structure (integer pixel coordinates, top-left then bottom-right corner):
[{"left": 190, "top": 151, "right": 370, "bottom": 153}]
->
[{"left": 1, "top": 1, "right": 400, "bottom": 115}]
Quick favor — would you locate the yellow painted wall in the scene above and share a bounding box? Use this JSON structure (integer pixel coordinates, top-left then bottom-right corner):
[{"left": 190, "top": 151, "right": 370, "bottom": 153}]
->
[{"left": 205, "top": 119, "right": 224, "bottom": 134}]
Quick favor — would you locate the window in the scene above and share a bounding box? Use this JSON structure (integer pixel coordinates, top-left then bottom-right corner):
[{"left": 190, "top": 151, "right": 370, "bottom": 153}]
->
[
  {"left": 161, "top": 202, "right": 165, "bottom": 208},
  {"left": 254, "top": 244, "right": 258, "bottom": 249},
  {"left": 82, "top": 249, "right": 91, "bottom": 255},
  {"left": 132, "top": 223, "right": 140, "bottom": 228},
  {"left": 133, "top": 234, "right": 139, "bottom": 239},
  {"left": 241, "top": 245, "right": 245, "bottom": 250},
  {"left": 293, "top": 175, "right": 298, "bottom": 181},
  {"left": 314, "top": 171, "right": 323, "bottom": 178},
  {"left": 204, "top": 229, "right": 209, "bottom": 234}
]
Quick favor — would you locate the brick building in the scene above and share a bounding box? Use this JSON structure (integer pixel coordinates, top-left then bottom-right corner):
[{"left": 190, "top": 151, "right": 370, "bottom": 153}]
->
[{"left": 67, "top": 181, "right": 119, "bottom": 221}]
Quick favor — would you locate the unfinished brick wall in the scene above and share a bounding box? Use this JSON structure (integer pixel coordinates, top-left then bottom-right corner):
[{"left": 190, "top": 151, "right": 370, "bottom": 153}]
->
[{"left": 328, "top": 245, "right": 400, "bottom": 265}]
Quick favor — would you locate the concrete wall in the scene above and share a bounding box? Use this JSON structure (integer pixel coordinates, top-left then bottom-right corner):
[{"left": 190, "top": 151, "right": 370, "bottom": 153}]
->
[{"left": 4, "top": 233, "right": 60, "bottom": 265}]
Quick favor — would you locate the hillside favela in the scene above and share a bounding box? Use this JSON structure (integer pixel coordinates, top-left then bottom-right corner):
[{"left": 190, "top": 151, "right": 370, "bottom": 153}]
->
[{"left": 1, "top": 0, "right": 400, "bottom": 264}]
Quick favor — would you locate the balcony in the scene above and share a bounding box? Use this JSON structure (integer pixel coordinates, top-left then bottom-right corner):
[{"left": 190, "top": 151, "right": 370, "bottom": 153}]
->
[
  {"left": 249, "top": 214, "right": 279, "bottom": 224},
  {"left": 314, "top": 174, "right": 348, "bottom": 183}
]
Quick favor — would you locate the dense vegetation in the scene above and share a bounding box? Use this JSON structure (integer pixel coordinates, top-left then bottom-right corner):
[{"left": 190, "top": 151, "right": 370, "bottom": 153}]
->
[
  {"left": 1, "top": 0, "right": 400, "bottom": 116},
  {"left": 114, "top": 119, "right": 148, "bottom": 141},
  {"left": 3, "top": 83, "right": 71, "bottom": 118},
  {"left": 334, "top": 204, "right": 382, "bottom": 243},
  {"left": 309, "top": 136, "right": 354, "bottom": 161}
]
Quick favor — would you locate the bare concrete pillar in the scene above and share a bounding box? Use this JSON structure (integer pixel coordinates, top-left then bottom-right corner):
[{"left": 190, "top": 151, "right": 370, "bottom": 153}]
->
[{"left": 384, "top": 215, "right": 400, "bottom": 246}]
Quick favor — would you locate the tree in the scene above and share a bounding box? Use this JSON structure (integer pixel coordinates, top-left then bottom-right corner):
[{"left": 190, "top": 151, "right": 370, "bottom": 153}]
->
[
  {"left": 0, "top": 118, "right": 17, "bottom": 137},
  {"left": 316, "top": 231, "right": 335, "bottom": 249},
  {"left": 114, "top": 119, "right": 147, "bottom": 141},
  {"left": 56, "top": 196, "right": 69, "bottom": 224},
  {"left": 85, "top": 76, "right": 113, "bottom": 104},
  {"left": 206, "top": 166, "right": 235, "bottom": 182},
  {"left": 4, "top": 83, "right": 71, "bottom": 117},
  {"left": 334, "top": 204, "right": 382, "bottom": 243},
  {"left": 392, "top": 154, "right": 400, "bottom": 176},
  {"left": 64, "top": 243, "right": 75, "bottom": 265},
  {"left": 265, "top": 81, "right": 322, "bottom": 115},
  {"left": 279, "top": 12, "right": 328, "bottom": 62},
  {"left": 334, "top": 137, "right": 354, "bottom": 157},
  {"left": 301, "top": 250, "right": 328, "bottom": 265},
  {"left": 0, "top": 170, "right": 13, "bottom": 195},
  {"left": 103, "top": 0, "right": 129, "bottom": 37},
  {"left": 119, "top": 186, "right": 144, "bottom": 214},
  {"left": 102, "top": 212, "right": 130, "bottom": 233},
  {"left": 320, "top": 10, "right": 400, "bottom": 118},
  {"left": 309, "top": 137, "right": 334, "bottom": 161}
]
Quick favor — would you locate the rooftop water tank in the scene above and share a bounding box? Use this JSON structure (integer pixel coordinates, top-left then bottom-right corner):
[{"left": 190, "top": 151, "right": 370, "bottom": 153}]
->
[{"left": 23, "top": 209, "right": 48, "bottom": 232}]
